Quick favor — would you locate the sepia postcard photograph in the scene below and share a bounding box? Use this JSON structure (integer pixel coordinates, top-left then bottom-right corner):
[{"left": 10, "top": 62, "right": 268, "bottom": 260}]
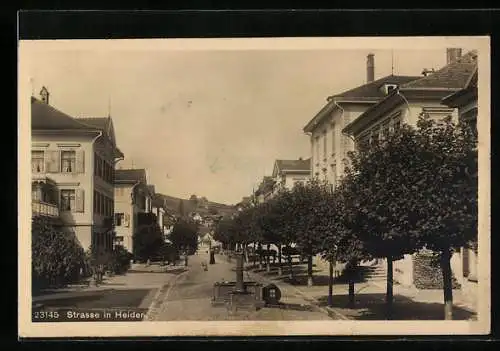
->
[{"left": 18, "top": 36, "right": 490, "bottom": 338}]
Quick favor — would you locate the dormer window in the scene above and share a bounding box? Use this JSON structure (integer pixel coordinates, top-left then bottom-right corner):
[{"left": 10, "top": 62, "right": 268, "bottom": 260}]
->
[
  {"left": 384, "top": 84, "right": 398, "bottom": 95},
  {"left": 40, "top": 86, "right": 50, "bottom": 104}
]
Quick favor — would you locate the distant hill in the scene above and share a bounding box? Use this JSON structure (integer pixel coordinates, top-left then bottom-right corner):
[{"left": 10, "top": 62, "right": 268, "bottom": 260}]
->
[{"left": 155, "top": 193, "right": 236, "bottom": 217}]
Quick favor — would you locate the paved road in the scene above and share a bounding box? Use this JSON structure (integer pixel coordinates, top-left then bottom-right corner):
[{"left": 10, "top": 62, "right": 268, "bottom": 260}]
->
[{"left": 156, "top": 251, "right": 333, "bottom": 321}]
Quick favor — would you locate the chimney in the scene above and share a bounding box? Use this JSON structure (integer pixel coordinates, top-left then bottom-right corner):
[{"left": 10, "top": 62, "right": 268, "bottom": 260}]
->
[
  {"left": 446, "top": 48, "right": 462, "bottom": 65},
  {"left": 40, "top": 86, "right": 49, "bottom": 104},
  {"left": 366, "top": 53, "right": 375, "bottom": 83}
]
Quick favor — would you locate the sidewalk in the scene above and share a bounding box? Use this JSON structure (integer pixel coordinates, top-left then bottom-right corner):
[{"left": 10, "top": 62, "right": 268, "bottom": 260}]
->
[
  {"left": 245, "top": 260, "right": 477, "bottom": 321},
  {"left": 33, "top": 264, "right": 187, "bottom": 303}
]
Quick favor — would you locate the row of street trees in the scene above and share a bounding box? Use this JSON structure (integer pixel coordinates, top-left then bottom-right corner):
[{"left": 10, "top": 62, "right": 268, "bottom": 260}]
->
[
  {"left": 214, "top": 115, "right": 477, "bottom": 320},
  {"left": 133, "top": 217, "right": 199, "bottom": 263}
]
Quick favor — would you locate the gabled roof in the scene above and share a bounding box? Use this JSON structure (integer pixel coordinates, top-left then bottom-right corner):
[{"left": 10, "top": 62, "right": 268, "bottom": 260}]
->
[
  {"left": 76, "top": 116, "right": 122, "bottom": 157},
  {"left": 343, "top": 50, "right": 478, "bottom": 136},
  {"left": 303, "top": 75, "right": 421, "bottom": 133},
  {"left": 400, "top": 50, "right": 477, "bottom": 91},
  {"left": 275, "top": 158, "right": 311, "bottom": 174},
  {"left": 441, "top": 64, "right": 478, "bottom": 108},
  {"left": 115, "top": 169, "right": 147, "bottom": 184},
  {"left": 77, "top": 117, "right": 110, "bottom": 131},
  {"left": 31, "top": 97, "right": 101, "bottom": 133}
]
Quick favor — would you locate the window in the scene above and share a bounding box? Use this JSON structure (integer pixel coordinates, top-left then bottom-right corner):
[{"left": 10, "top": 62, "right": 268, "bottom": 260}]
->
[
  {"left": 381, "top": 121, "right": 391, "bottom": 140},
  {"left": 93, "top": 190, "right": 98, "bottom": 214},
  {"left": 357, "top": 132, "right": 372, "bottom": 150},
  {"left": 100, "top": 193, "right": 105, "bottom": 215},
  {"left": 331, "top": 163, "right": 337, "bottom": 188},
  {"left": 331, "top": 123, "right": 336, "bottom": 156},
  {"left": 31, "top": 151, "right": 44, "bottom": 173},
  {"left": 60, "top": 190, "right": 76, "bottom": 211},
  {"left": 323, "top": 130, "right": 327, "bottom": 160},
  {"left": 392, "top": 117, "right": 401, "bottom": 132},
  {"left": 61, "top": 150, "right": 76, "bottom": 173},
  {"left": 315, "top": 136, "right": 320, "bottom": 164},
  {"left": 94, "top": 154, "right": 100, "bottom": 176},
  {"left": 385, "top": 84, "right": 397, "bottom": 94},
  {"left": 115, "top": 213, "right": 123, "bottom": 226}
]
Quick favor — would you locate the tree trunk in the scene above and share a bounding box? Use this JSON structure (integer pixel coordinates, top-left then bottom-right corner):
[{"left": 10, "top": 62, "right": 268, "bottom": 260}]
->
[
  {"left": 278, "top": 245, "right": 283, "bottom": 276},
  {"left": 328, "top": 260, "right": 334, "bottom": 307},
  {"left": 252, "top": 242, "right": 257, "bottom": 268},
  {"left": 258, "top": 243, "right": 263, "bottom": 269},
  {"left": 440, "top": 249, "right": 454, "bottom": 320},
  {"left": 348, "top": 280, "right": 355, "bottom": 308},
  {"left": 347, "top": 260, "right": 355, "bottom": 308},
  {"left": 244, "top": 243, "right": 249, "bottom": 263},
  {"left": 307, "top": 254, "right": 313, "bottom": 287},
  {"left": 386, "top": 256, "right": 393, "bottom": 320},
  {"left": 288, "top": 253, "right": 294, "bottom": 280}
]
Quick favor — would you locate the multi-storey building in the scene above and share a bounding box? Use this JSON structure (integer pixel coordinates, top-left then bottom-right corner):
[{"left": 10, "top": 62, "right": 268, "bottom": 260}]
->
[
  {"left": 113, "top": 168, "right": 154, "bottom": 254},
  {"left": 271, "top": 158, "right": 311, "bottom": 194},
  {"left": 442, "top": 61, "right": 478, "bottom": 299},
  {"left": 341, "top": 49, "right": 478, "bottom": 289},
  {"left": 303, "top": 54, "right": 421, "bottom": 189},
  {"left": 31, "top": 87, "right": 124, "bottom": 254}
]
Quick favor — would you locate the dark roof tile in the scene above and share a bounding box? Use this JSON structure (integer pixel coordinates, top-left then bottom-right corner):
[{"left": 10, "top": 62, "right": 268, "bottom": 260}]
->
[
  {"left": 276, "top": 158, "right": 311, "bottom": 173},
  {"left": 31, "top": 97, "right": 99, "bottom": 131},
  {"left": 115, "top": 169, "right": 147, "bottom": 183},
  {"left": 401, "top": 50, "right": 478, "bottom": 90},
  {"left": 332, "top": 75, "right": 422, "bottom": 100}
]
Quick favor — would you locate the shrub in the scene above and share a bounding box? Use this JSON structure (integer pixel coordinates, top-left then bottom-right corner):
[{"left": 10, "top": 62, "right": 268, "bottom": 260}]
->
[
  {"left": 108, "top": 245, "right": 133, "bottom": 274},
  {"left": 32, "top": 216, "right": 86, "bottom": 291}
]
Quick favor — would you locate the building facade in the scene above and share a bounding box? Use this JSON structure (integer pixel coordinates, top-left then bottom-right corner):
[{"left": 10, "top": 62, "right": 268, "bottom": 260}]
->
[
  {"left": 113, "top": 168, "right": 153, "bottom": 254},
  {"left": 31, "top": 88, "right": 124, "bottom": 255},
  {"left": 271, "top": 158, "right": 311, "bottom": 194},
  {"left": 302, "top": 55, "right": 421, "bottom": 271},
  {"left": 303, "top": 54, "right": 421, "bottom": 190},
  {"left": 341, "top": 49, "right": 478, "bottom": 289},
  {"left": 442, "top": 63, "right": 478, "bottom": 298}
]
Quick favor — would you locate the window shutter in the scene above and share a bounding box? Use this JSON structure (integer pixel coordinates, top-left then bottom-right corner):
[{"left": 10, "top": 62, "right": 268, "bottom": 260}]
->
[
  {"left": 76, "top": 189, "right": 85, "bottom": 212},
  {"left": 76, "top": 150, "right": 85, "bottom": 173},
  {"left": 43, "top": 152, "right": 50, "bottom": 173}
]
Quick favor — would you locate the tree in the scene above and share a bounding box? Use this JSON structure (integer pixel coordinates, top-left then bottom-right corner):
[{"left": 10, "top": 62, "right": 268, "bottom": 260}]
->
[
  {"left": 274, "top": 179, "right": 332, "bottom": 286},
  {"left": 342, "top": 123, "right": 427, "bottom": 318},
  {"left": 409, "top": 114, "right": 477, "bottom": 320},
  {"left": 32, "top": 216, "right": 86, "bottom": 291},
  {"left": 318, "top": 178, "right": 370, "bottom": 308},
  {"left": 169, "top": 218, "right": 199, "bottom": 253},
  {"left": 133, "top": 223, "right": 164, "bottom": 262},
  {"left": 343, "top": 114, "right": 477, "bottom": 319},
  {"left": 208, "top": 206, "right": 219, "bottom": 216},
  {"left": 259, "top": 190, "right": 294, "bottom": 276}
]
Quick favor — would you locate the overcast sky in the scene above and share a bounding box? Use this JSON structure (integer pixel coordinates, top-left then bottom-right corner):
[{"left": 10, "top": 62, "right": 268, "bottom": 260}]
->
[{"left": 22, "top": 39, "right": 479, "bottom": 205}]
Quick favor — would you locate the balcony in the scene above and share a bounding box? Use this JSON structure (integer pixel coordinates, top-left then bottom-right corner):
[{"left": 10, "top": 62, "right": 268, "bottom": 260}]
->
[{"left": 32, "top": 200, "right": 59, "bottom": 218}]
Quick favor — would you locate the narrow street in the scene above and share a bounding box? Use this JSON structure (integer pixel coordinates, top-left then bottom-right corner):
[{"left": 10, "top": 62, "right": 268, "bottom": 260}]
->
[{"left": 156, "top": 250, "right": 334, "bottom": 321}]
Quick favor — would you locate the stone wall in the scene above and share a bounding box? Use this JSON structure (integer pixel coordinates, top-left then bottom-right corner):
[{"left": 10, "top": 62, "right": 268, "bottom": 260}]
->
[{"left": 413, "top": 252, "right": 461, "bottom": 289}]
